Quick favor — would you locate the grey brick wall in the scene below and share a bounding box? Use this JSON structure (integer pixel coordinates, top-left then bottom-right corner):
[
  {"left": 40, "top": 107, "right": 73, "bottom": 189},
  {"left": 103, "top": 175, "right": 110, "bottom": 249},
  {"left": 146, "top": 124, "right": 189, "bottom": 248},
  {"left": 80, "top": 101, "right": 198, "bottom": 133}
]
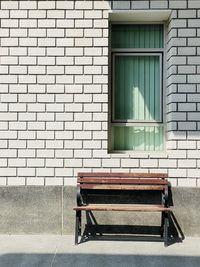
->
[{"left": 0, "top": 0, "right": 200, "bottom": 187}]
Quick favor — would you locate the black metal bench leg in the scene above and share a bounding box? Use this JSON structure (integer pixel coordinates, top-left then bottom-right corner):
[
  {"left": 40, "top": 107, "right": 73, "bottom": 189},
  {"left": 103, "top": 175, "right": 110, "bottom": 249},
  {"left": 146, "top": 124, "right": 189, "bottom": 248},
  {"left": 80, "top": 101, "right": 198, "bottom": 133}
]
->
[
  {"left": 78, "top": 210, "right": 82, "bottom": 236},
  {"left": 161, "top": 211, "right": 164, "bottom": 237},
  {"left": 164, "top": 211, "right": 169, "bottom": 247},
  {"left": 75, "top": 210, "right": 81, "bottom": 245}
]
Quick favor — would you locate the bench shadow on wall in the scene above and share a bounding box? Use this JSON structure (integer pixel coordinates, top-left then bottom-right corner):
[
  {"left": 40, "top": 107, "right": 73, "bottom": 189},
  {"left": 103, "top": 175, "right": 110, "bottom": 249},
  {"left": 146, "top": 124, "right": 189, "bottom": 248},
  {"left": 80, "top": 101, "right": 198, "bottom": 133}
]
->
[{"left": 79, "top": 188, "right": 185, "bottom": 246}]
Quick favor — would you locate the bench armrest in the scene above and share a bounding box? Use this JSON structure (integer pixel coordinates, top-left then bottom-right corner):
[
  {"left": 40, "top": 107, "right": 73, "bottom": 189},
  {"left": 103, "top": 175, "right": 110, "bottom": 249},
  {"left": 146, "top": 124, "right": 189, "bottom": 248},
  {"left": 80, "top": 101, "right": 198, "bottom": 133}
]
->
[
  {"left": 163, "top": 185, "right": 169, "bottom": 207},
  {"left": 77, "top": 186, "right": 86, "bottom": 206}
]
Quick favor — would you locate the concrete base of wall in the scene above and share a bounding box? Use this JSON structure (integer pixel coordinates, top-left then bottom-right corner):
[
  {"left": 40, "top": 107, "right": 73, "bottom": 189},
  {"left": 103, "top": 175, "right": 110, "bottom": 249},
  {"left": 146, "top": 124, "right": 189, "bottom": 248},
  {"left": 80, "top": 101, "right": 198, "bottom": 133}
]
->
[{"left": 0, "top": 186, "right": 199, "bottom": 237}]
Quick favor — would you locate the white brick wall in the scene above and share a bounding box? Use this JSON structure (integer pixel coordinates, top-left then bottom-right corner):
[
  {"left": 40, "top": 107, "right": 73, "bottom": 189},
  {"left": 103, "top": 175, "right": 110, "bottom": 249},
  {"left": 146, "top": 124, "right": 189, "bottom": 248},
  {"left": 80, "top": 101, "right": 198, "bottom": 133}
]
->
[{"left": 0, "top": 0, "right": 200, "bottom": 187}]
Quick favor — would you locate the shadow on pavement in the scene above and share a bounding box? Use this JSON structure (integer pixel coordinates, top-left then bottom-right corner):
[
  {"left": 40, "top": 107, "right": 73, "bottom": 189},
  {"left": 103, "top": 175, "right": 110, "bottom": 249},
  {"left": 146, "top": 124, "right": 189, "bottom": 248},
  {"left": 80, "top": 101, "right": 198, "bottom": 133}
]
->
[
  {"left": 0, "top": 254, "right": 200, "bottom": 267},
  {"left": 78, "top": 209, "right": 184, "bottom": 247}
]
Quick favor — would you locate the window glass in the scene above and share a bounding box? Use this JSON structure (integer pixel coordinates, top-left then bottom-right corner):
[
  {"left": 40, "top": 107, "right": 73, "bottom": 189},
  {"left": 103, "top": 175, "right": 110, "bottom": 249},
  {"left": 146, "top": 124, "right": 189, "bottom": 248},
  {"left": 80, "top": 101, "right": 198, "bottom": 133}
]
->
[
  {"left": 112, "top": 24, "right": 164, "bottom": 49},
  {"left": 112, "top": 126, "right": 164, "bottom": 151},
  {"left": 114, "top": 55, "right": 161, "bottom": 122},
  {"left": 110, "top": 24, "right": 164, "bottom": 152}
]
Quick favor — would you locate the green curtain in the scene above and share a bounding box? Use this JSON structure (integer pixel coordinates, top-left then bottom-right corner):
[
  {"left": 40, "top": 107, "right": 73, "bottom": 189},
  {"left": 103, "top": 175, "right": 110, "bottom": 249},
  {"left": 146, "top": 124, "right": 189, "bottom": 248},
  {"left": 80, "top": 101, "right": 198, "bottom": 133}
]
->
[
  {"left": 111, "top": 24, "right": 164, "bottom": 151},
  {"left": 114, "top": 55, "right": 161, "bottom": 122},
  {"left": 112, "top": 126, "right": 164, "bottom": 151},
  {"left": 112, "top": 24, "right": 164, "bottom": 49}
]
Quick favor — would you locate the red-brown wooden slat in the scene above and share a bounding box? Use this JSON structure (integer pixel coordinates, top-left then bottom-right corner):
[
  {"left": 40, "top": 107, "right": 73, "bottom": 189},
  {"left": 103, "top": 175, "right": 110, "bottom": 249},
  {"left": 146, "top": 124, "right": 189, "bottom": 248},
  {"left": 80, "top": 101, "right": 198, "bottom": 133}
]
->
[
  {"left": 79, "top": 184, "right": 165, "bottom": 191},
  {"left": 78, "top": 178, "right": 168, "bottom": 185},
  {"left": 78, "top": 172, "right": 168, "bottom": 179},
  {"left": 73, "top": 204, "right": 171, "bottom": 212}
]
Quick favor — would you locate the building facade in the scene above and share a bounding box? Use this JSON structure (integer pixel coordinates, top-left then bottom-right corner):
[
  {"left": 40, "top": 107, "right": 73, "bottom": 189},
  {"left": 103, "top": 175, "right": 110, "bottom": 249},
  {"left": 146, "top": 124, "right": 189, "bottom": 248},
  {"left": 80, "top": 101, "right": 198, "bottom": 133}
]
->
[{"left": 0, "top": 0, "right": 200, "bottom": 235}]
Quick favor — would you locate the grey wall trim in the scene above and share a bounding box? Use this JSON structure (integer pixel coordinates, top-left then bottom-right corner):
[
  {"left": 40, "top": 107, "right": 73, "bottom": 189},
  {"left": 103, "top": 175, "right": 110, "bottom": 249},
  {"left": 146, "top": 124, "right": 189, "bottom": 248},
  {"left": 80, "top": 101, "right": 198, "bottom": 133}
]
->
[{"left": 0, "top": 186, "right": 199, "bottom": 237}]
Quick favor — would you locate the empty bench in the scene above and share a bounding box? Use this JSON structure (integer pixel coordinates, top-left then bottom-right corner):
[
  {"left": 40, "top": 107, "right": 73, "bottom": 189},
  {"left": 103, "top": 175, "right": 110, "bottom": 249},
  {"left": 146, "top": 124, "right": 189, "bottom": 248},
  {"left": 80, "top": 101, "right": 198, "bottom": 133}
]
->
[{"left": 73, "top": 172, "right": 171, "bottom": 246}]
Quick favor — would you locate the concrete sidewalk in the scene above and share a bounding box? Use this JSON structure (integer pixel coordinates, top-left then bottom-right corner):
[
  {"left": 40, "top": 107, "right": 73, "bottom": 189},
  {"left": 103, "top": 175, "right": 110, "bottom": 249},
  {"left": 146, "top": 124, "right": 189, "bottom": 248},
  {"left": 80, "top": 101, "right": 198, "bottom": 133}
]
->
[{"left": 0, "top": 235, "right": 199, "bottom": 267}]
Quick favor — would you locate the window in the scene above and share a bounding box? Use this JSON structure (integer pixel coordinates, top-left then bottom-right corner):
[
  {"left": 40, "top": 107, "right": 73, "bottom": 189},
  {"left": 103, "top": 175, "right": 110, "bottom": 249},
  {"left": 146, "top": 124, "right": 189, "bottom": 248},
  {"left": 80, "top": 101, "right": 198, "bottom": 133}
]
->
[{"left": 110, "top": 24, "right": 164, "bottom": 151}]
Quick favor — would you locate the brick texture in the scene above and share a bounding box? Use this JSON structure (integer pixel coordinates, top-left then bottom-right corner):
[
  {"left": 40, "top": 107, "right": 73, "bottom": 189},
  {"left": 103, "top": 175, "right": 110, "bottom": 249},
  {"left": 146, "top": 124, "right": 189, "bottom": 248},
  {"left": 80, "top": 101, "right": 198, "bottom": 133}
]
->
[{"left": 0, "top": 0, "right": 199, "bottom": 187}]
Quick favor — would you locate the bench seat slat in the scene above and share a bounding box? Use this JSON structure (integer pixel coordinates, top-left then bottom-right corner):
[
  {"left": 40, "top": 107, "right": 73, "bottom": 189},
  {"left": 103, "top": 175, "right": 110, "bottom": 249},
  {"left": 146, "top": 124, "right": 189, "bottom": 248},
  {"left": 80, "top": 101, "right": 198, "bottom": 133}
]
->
[
  {"left": 74, "top": 204, "right": 171, "bottom": 212},
  {"left": 78, "top": 172, "right": 168, "bottom": 179},
  {"left": 78, "top": 178, "right": 168, "bottom": 185},
  {"left": 80, "top": 184, "right": 165, "bottom": 190}
]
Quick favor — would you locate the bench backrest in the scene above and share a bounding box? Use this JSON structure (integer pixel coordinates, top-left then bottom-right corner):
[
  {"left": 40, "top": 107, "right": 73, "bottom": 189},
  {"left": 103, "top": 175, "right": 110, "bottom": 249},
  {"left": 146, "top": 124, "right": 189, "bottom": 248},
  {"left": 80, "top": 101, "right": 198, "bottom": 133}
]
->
[
  {"left": 78, "top": 172, "right": 168, "bottom": 190},
  {"left": 77, "top": 172, "right": 169, "bottom": 206}
]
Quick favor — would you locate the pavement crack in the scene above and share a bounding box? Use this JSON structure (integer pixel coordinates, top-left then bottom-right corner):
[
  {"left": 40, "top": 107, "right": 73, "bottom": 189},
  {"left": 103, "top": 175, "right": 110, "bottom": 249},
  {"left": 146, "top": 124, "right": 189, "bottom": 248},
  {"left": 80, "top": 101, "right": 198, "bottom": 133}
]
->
[{"left": 49, "top": 237, "right": 62, "bottom": 267}]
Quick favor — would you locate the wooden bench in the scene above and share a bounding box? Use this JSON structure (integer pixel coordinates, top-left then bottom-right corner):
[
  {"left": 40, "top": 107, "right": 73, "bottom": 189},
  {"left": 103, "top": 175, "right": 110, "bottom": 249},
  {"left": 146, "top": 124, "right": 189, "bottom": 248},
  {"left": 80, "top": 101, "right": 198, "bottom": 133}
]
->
[{"left": 73, "top": 172, "right": 172, "bottom": 246}]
